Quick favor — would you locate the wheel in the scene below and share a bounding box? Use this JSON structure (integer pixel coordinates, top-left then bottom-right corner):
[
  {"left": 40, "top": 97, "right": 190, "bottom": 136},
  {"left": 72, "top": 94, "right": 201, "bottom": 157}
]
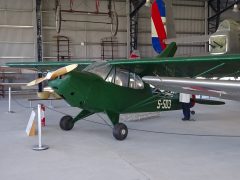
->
[
  {"left": 113, "top": 123, "right": 128, "bottom": 140},
  {"left": 55, "top": 4, "right": 62, "bottom": 33},
  {"left": 191, "top": 110, "right": 195, "bottom": 115},
  {"left": 110, "top": 11, "right": 118, "bottom": 36},
  {"left": 60, "top": 115, "right": 74, "bottom": 131}
]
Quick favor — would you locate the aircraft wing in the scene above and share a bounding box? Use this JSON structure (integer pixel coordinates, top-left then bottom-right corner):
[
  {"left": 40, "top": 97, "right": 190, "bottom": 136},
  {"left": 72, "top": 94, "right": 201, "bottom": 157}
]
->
[
  {"left": 6, "top": 60, "right": 95, "bottom": 72},
  {"left": 108, "top": 54, "right": 240, "bottom": 78},
  {"left": 142, "top": 76, "right": 240, "bottom": 101}
]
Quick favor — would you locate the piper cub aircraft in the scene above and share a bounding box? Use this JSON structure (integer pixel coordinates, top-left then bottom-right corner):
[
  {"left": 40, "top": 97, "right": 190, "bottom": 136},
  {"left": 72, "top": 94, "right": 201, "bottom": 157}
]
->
[
  {"left": 7, "top": 42, "right": 240, "bottom": 140},
  {"left": 6, "top": 0, "right": 240, "bottom": 140}
]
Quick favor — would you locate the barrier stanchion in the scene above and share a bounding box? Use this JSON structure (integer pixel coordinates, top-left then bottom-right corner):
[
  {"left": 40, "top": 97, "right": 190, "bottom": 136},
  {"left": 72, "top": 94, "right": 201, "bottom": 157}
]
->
[
  {"left": 33, "top": 104, "right": 49, "bottom": 151},
  {"left": 8, "top": 86, "right": 14, "bottom": 113}
]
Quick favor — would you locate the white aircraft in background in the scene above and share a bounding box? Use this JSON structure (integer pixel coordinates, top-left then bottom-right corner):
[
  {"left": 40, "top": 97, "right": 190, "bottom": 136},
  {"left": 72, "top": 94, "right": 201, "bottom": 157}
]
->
[{"left": 166, "top": 19, "right": 240, "bottom": 55}]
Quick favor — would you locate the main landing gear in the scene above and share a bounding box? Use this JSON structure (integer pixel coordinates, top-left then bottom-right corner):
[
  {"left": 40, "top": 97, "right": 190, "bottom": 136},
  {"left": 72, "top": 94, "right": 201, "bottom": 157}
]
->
[
  {"left": 59, "top": 110, "right": 128, "bottom": 141},
  {"left": 113, "top": 123, "right": 128, "bottom": 141},
  {"left": 60, "top": 115, "right": 74, "bottom": 130}
]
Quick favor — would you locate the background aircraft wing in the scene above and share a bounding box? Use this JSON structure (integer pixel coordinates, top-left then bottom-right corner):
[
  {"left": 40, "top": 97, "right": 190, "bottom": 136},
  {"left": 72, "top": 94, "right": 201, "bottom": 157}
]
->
[
  {"left": 6, "top": 60, "right": 95, "bottom": 72},
  {"left": 108, "top": 54, "right": 240, "bottom": 78},
  {"left": 142, "top": 76, "right": 240, "bottom": 101}
]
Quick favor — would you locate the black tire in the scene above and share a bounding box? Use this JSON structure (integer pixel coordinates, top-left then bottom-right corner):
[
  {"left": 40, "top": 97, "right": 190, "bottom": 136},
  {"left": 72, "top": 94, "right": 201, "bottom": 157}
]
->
[
  {"left": 113, "top": 123, "right": 128, "bottom": 140},
  {"left": 191, "top": 110, "right": 195, "bottom": 115},
  {"left": 60, "top": 115, "right": 74, "bottom": 131}
]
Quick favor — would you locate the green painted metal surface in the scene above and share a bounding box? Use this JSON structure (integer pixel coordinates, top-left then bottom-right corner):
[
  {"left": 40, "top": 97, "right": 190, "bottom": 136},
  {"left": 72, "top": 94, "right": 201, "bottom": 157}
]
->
[
  {"left": 6, "top": 60, "right": 95, "bottom": 72},
  {"left": 7, "top": 53, "right": 240, "bottom": 78},
  {"left": 48, "top": 71, "right": 182, "bottom": 124}
]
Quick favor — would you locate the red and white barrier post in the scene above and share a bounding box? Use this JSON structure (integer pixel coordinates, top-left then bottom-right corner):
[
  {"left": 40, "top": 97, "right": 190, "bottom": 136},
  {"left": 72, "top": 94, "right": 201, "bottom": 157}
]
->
[{"left": 41, "top": 104, "right": 46, "bottom": 127}]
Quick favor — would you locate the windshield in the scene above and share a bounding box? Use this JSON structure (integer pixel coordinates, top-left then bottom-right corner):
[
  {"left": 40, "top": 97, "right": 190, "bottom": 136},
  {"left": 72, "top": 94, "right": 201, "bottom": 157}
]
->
[
  {"left": 83, "top": 61, "right": 112, "bottom": 79},
  {"left": 84, "top": 63, "right": 144, "bottom": 89}
]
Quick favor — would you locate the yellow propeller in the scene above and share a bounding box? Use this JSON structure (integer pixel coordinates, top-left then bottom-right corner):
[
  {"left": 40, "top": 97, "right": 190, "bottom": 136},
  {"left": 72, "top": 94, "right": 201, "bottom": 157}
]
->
[{"left": 27, "top": 64, "right": 78, "bottom": 86}]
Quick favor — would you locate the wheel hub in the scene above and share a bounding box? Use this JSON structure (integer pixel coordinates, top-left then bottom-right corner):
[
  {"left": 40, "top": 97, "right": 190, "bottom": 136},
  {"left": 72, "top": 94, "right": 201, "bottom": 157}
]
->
[{"left": 121, "top": 129, "right": 126, "bottom": 135}]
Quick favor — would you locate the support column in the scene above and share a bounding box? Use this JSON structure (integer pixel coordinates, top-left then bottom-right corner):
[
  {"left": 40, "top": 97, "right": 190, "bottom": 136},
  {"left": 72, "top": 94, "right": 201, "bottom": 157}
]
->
[
  {"left": 126, "top": 0, "right": 130, "bottom": 58},
  {"left": 34, "top": 0, "right": 43, "bottom": 92},
  {"left": 205, "top": 1, "right": 208, "bottom": 53},
  {"left": 129, "top": 0, "right": 146, "bottom": 53}
]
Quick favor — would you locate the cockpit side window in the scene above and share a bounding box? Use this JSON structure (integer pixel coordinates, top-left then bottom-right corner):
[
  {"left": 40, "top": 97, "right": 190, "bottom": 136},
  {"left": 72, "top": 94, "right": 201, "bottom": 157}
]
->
[
  {"left": 105, "top": 67, "right": 115, "bottom": 83},
  {"left": 129, "top": 72, "right": 144, "bottom": 89},
  {"left": 115, "top": 70, "right": 129, "bottom": 87},
  {"left": 105, "top": 67, "right": 144, "bottom": 89}
]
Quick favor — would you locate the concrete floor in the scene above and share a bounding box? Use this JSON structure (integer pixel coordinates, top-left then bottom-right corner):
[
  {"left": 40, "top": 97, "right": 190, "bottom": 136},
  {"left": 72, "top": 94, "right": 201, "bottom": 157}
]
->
[{"left": 1, "top": 96, "right": 240, "bottom": 180}]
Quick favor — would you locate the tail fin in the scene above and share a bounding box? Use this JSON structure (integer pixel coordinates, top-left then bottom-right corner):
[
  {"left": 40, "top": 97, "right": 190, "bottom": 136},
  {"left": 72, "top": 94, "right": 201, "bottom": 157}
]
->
[
  {"left": 157, "top": 42, "right": 177, "bottom": 58},
  {"left": 151, "top": 0, "right": 167, "bottom": 53}
]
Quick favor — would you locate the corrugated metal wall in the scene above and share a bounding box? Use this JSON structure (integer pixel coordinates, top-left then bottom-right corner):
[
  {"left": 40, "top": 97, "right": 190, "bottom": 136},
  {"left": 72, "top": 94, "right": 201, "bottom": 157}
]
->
[
  {"left": 173, "top": 0, "right": 206, "bottom": 56},
  {"left": 0, "top": 0, "right": 34, "bottom": 64},
  {"left": 0, "top": 0, "right": 207, "bottom": 65},
  {"left": 42, "top": 0, "right": 127, "bottom": 60},
  {"left": 138, "top": 0, "right": 207, "bottom": 57},
  {"left": 43, "top": 0, "right": 205, "bottom": 59}
]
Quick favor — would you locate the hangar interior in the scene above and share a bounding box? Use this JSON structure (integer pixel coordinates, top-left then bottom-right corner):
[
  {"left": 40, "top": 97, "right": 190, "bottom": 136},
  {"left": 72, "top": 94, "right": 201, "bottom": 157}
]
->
[
  {"left": 0, "top": 0, "right": 233, "bottom": 64},
  {"left": 0, "top": 0, "right": 240, "bottom": 179},
  {"left": 0, "top": 0, "right": 238, "bottom": 92}
]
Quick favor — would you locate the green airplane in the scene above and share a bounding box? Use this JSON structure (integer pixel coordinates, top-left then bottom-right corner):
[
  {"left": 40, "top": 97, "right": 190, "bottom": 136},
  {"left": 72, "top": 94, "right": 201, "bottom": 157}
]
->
[{"left": 7, "top": 42, "right": 240, "bottom": 140}]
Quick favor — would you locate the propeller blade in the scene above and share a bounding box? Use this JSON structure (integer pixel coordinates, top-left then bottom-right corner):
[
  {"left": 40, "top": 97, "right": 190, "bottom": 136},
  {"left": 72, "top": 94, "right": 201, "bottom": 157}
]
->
[
  {"left": 26, "top": 64, "right": 78, "bottom": 86},
  {"left": 27, "top": 77, "right": 46, "bottom": 86},
  {"left": 50, "top": 64, "right": 78, "bottom": 79}
]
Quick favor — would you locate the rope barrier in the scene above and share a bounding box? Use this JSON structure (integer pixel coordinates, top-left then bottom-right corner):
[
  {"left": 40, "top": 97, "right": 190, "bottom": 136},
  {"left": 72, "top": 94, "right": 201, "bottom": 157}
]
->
[{"left": 10, "top": 97, "right": 240, "bottom": 139}]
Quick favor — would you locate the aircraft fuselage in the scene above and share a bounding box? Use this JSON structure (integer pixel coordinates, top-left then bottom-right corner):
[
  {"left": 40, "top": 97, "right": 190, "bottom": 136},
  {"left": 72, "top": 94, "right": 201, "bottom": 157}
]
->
[{"left": 48, "top": 71, "right": 182, "bottom": 114}]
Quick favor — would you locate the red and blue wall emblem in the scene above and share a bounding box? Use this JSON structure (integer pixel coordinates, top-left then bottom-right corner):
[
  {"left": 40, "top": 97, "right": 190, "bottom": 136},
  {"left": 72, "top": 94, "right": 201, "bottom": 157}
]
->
[{"left": 151, "top": 0, "right": 167, "bottom": 53}]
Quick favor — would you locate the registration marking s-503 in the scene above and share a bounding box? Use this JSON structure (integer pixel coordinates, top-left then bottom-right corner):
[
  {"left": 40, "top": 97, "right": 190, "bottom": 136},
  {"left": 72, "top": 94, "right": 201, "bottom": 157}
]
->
[{"left": 157, "top": 99, "right": 171, "bottom": 109}]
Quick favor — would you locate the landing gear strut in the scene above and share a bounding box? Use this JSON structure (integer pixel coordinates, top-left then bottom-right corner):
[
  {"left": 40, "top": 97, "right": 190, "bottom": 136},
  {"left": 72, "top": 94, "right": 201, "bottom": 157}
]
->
[
  {"left": 113, "top": 123, "right": 128, "bottom": 140},
  {"left": 60, "top": 115, "right": 74, "bottom": 130}
]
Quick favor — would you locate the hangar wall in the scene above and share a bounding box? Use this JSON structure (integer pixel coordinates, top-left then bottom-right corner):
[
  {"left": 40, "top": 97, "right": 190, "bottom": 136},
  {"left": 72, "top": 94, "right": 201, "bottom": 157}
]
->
[
  {"left": 0, "top": 0, "right": 34, "bottom": 64},
  {"left": 0, "top": 0, "right": 207, "bottom": 65},
  {"left": 137, "top": 0, "right": 206, "bottom": 57},
  {"left": 42, "top": 0, "right": 128, "bottom": 60},
  {"left": 173, "top": 0, "right": 206, "bottom": 56}
]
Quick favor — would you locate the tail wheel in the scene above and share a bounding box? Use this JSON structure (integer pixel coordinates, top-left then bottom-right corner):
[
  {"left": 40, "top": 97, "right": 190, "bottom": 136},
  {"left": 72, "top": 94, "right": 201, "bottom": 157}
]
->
[
  {"left": 60, "top": 115, "right": 74, "bottom": 131},
  {"left": 113, "top": 123, "right": 128, "bottom": 140}
]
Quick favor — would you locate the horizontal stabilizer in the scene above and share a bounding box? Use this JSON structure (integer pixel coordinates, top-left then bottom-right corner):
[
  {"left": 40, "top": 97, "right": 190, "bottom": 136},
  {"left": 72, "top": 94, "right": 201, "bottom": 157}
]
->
[{"left": 195, "top": 99, "right": 225, "bottom": 105}]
